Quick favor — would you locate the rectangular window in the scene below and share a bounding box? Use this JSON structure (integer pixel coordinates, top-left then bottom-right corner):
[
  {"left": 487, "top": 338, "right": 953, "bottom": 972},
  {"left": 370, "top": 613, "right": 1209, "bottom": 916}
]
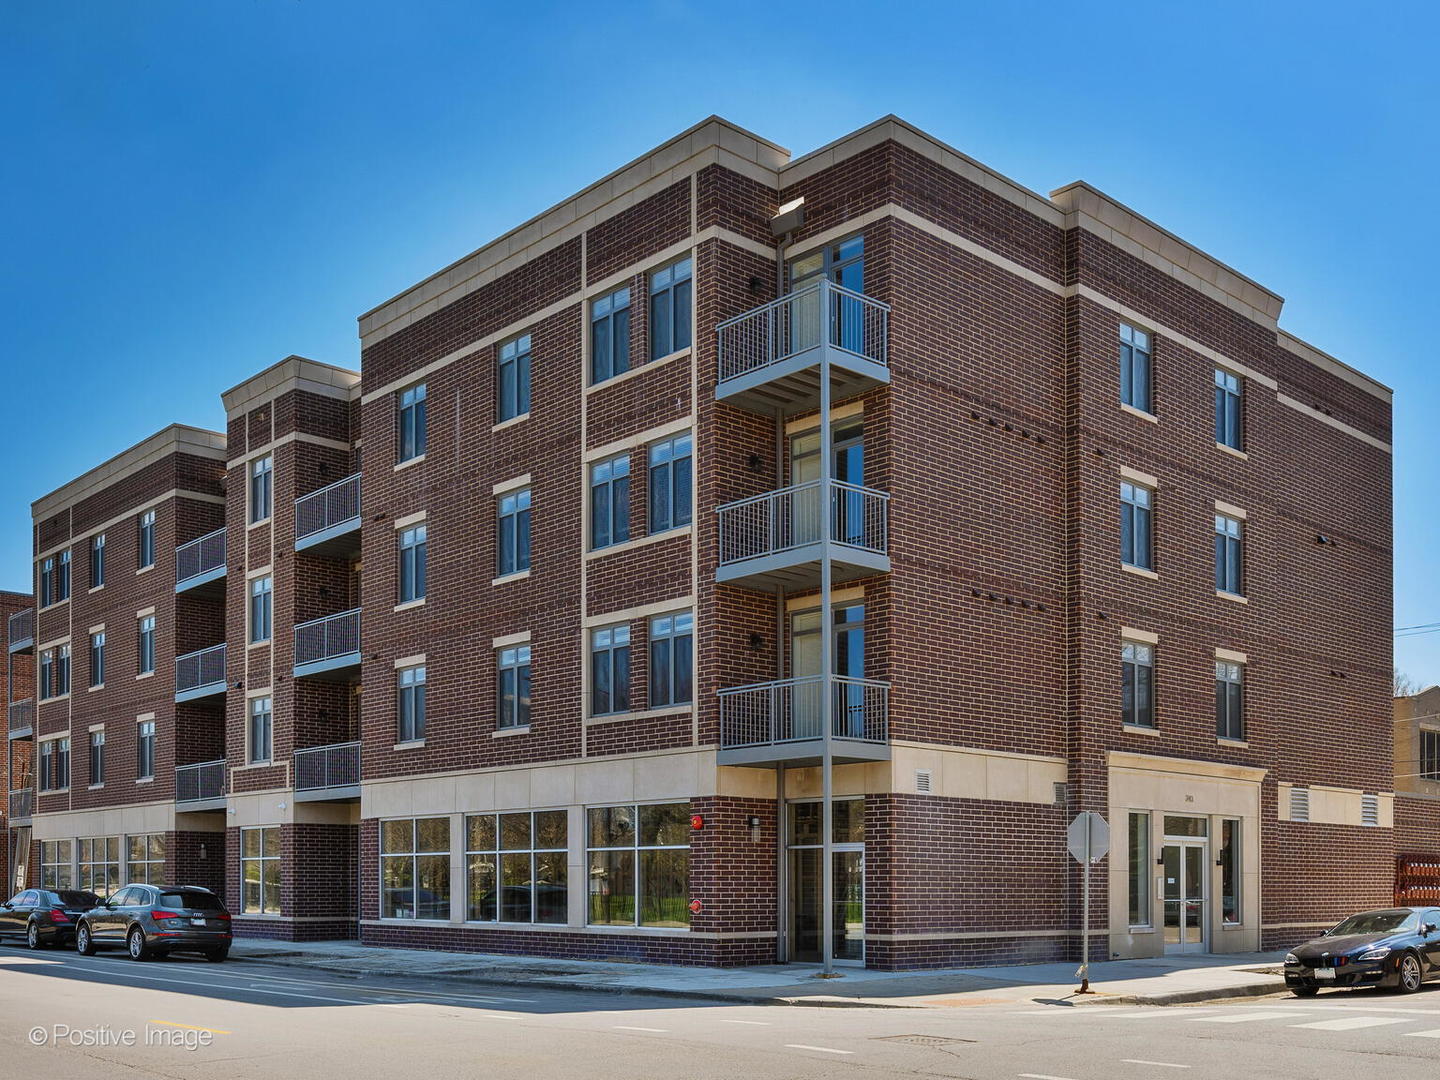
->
[
  {"left": 41, "top": 840, "right": 74, "bottom": 889},
  {"left": 1120, "top": 481, "right": 1154, "bottom": 570},
  {"left": 649, "top": 257, "right": 692, "bottom": 360},
  {"left": 1215, "top": 368, "right": 1243, "bottom": 449},
  {"left": 250, "top": 455, "right": 273, "bottom": 523},
  {"left": 40, "top": 738, "right": 68, "bottom": 791},
  {"left": 89, "top": 729, "right": 105, "bottom": 785},
  {"left": 590, "top": 624, "right": 631, "bottom": 716},
  {"left": 587, "top": 803, "right": 690, "bottom": 928},
  {"left": 497, "top": 488, "right": 532, "bottom": 576},
  {"left": 78, "top": 837, "right": 120, "bottom": 897},
  {"left": 138, "top": 509, "right": 156, "bottom": 568},
  {"left": 380, "top": 817, "right": 450, "bottom": 920},
  {"left": 1215, "top": 514, "right": 1243, "bottom": 595},
  {"left": 590, "top": 454, "right": 630, "bottom": 549},
  {"left": 39, "top": 556, "right": 54, "bottom": 607},
  {"left": 1128, "top": 811, "right": 1151, "bottom": 927},
  {"left": 497, "top": 333, "right": 532, "bottom": 422},
  {"left": 465, "top": 810, "right": 567, "bottom": 924},
  {"left": 1422, "top": 730, "right": 1440, "bottom": 781},
  {"left": 137, "top": 615, "right": 156, "bottom": 674},
  {"left": 137, "top": 720, "right": 156, "bottom": 780},
  {"left": 398, "top": 665, "right": 426, "bottom": 743},
  {"left": 57, "top": 549, "right": 71, "bottom": 602},
  {"left": 127, "top": 834, "right": 165, "bottom": 884},
  {"left": 56, "top": 643, "right": 70, "bottom": 696},
  {"left": 249, "top": 576, "right": 273, "bottom": 643},
  {"left": 241, "top": 827, "right": 281, "bottom": 914},
  {"left": 591, "top": 286, "right": 632, "bottom": 384},
  {"left": 90, "top": 631, "right": 105, "bottom": 688},
  {"left": 398, "top": 525, "right": 427, "bottom": 603},
  {"left": 91, "top": 533, "right": 105, "bottom": 588},
  {"left": 648, "top": 612, "right": 693, "bottom": 708},
  {"left": 647, "top": 433, "right": 692, "bottom": 533},
  {"left": 1121, "top": 641, "right": 1155, "bottom": 728},
  {"left": 39, "top": 649, "right": 53, "bottom": 700},
  {"left": 1219, "top": 819, "right": 1241, "bottom": 924},
  {"left": 1119, "top": 323, "right": 1152, "bottom": 412},
  {"left": 1215, "top": 661, "right": 1244, "bottom": 740},
  {"left": 249, "top": 696, "right": 273, "bottom": 764},
  {"left": 397, "top": 382, "right": 428, "bottom": 462},
  {"left": 497, "top": 645, "right": 532, "bottom": 730}
]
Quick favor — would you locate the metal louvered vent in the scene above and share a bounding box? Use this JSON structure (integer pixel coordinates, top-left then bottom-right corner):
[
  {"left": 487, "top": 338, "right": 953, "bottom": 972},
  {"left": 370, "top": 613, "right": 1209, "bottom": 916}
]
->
[
  {"left": 1290, "top": 786, "right": 1311, "bottom": 822},
  {"left": 1053, "top": 782, "right": 1069, "bottom": 807},
  {"left": 915, "top": 769, "right": 933, "bottom": 794},
  {"left": 1361, "top": 794, "right": 1379, "bottom": 827}
]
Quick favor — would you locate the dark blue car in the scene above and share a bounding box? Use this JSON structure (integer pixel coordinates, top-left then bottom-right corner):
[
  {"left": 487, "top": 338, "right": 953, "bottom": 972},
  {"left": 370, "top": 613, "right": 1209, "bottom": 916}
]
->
[{"left": 1285, "top": 907, "right": 1440, "bottom": 995}]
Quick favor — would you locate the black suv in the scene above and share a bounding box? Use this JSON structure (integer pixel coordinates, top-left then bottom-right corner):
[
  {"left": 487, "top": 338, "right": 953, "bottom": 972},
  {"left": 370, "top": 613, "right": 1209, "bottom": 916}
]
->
[
  {"left": 0, "top": 888, "right": 101, "bottom": 948},
  {"left": 75, "top": 884, "right": 232, "bottom": 961}
]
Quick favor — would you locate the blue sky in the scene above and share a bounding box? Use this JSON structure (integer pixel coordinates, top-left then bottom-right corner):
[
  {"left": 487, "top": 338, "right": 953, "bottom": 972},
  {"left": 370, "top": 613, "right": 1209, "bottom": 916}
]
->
[{"left": 3, "top": 2, "right": 1437, "bottom": 678}]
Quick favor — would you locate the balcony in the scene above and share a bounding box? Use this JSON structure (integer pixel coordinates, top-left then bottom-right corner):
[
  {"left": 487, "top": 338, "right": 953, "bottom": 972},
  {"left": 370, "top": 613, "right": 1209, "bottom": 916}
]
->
[
  {"left": 8, "top": 698, "right": 34, "bottom": 739},
  {"left": 716, "top": 479, "right": 890, "bottom": 591},
  {"left": 175, "top": 527, "right": 227, "bottom": 595},
  {"left": 9, "top": 788, "right": 33, "bottom": 822},
  {"left": 716, "top": 278, "right": 889, "bottom": 414},
  {"left": 717, "top": 674, "right": 890, "bottom": 767},
  {"left": 294, "top": 608, "right": 361, "bottom": 680},
  {"left": 175, "top": 644, "right": 227, "bottom": 702},
  {"left": 294, "top": 741, "right": 361, "bottom": 801},
  {"left": 175, "top": 760, "right": 226, "bottom": 811},
  {"left": 296, "top": 473, "right": 361, "bottom": 557},
  {"left": 8, "top": 608, "right": 33, "bottom": 654}
]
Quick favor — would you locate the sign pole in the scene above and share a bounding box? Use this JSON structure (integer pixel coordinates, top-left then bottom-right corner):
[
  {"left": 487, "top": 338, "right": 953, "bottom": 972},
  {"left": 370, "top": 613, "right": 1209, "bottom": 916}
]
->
[
  {"left": 1079, "top": 826, "right": 1091, "bottom": 994},
  {"left": 1066, "top": 811, "right": 1107, "bottom": 995}
]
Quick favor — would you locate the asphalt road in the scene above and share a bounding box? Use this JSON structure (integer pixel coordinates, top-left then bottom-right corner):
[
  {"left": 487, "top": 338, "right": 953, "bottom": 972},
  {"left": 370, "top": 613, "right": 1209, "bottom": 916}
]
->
[{"left": 2, "top": 942, "right": 1439, "bottom": 1080}]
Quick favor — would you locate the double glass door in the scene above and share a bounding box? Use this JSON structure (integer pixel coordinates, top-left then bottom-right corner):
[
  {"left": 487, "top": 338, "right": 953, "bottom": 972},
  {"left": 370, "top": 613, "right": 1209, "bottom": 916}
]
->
[
  {"left": 787, "top": 800, "right": 864, "bottom": 964},
  {"left": 1162, "top": 840, "right": 1208, "bottom": 954}
]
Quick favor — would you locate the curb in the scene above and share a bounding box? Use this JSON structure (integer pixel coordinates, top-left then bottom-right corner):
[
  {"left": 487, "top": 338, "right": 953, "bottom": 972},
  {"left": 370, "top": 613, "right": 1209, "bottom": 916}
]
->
[{"left": 1084, "top": 980, "right": 1287, "bottom": 1007}]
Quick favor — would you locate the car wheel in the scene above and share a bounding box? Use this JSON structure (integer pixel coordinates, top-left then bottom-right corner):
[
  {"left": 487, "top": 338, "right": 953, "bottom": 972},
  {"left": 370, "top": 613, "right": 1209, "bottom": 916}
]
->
[
  {"left": 1291, "top": 986, "right": 1319, "bottom": 998},
  {"left": 26, "top": 922, "right": 44, "bottom": 950},
  {"left": 203, "top": 947, "right": 228, "bottom": 963},
  {"left": 76, "top": 923, "right": 95, "bottom": 955},
  {"left": 126, "top": 927, "right": 149, "bottom": 962},
  {"left": 1398, "top": 952, "right": 1424, "bottom": 994}
]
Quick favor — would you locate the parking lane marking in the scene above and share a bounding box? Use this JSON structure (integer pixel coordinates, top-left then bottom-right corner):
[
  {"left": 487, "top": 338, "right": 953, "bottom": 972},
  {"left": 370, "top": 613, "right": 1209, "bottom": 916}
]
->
[
  {"left": 787, "top": 1045, "right": 854, "bottom": 1055},
  {"left": 1406, "top": 1029, "right": 1440, "bottom": 1038},
  {"left": 148, "top": 1020, "right": 232, "bottom": 1034},
  {"left": 1293, "top": 1016, "right": 1411, "bottom": 1031},
  {"left": 717, "top": 1019, "right": 770, "bottom": 1025},
  {"left": 1122, "top": 1061, "right": 1190, "bottom": 1069},
  {"left": 613, "top": 1026, "right": 667, "bottom": 1032},
  {"left": 1018, "top": 1074, "right": 1079, "bottom": 1080}
]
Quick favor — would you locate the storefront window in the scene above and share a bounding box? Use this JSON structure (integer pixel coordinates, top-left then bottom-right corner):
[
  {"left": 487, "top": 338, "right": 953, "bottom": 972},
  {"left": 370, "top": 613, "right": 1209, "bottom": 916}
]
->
[{"left": 587, "top": 803, "right": 689, "bottom": 928}]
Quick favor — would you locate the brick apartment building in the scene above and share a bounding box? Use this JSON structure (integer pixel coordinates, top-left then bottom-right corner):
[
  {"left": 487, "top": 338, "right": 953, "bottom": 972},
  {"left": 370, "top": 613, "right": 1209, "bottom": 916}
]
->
[
  {"left": 1393, "top": 689, "right": 1440, "bottom": 894},
  {"left": 6, "top": 115, "right": 1394, "bottom": 969}
]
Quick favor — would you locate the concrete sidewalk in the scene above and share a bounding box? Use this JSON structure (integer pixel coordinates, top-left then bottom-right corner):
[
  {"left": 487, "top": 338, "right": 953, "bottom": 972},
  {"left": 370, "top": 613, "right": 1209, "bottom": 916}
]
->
[{"left": 228, "top": 938, "right": 1288, "bottom": 1009}]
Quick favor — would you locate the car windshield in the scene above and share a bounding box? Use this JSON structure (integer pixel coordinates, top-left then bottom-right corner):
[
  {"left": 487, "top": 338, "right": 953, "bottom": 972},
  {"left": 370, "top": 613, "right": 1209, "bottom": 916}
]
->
[
  {"left": 159, "top": 891, "right": 225, "bottom": 911},
  {"left": 52, "top": 891, "right": 101, "bottom": 908},
  {"left": 1329, "top": 910, "right": 1417, "bottom": 936}
]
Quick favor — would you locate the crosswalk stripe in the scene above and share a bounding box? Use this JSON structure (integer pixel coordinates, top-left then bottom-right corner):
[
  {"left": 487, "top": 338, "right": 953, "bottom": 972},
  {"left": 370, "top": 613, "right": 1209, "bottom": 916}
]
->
[
  {"left": 1405, "top": 1029, "right": 1440, "bottom": 1038},
  {"left": 1191, "top": 1011, "right": 1308, "bottom": 1024},
  {"left": 1292, "top": 1017, "right": 1411, "bottom": 1031}
]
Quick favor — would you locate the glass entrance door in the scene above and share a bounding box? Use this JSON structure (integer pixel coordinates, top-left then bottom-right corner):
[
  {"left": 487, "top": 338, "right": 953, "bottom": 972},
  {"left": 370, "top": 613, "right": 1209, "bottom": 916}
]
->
[
  {"left": 791, "top": 420, "right": 865, "bottom": 546},
  {"left": 790, "top": 604, "right": 865, "bottom": 738},
  {"left": 788, "top": 234, "right": 866, "bottom": 355},
  {"left": 787, "top": 800, "right": 864, "bottom": 964},
  {"left": 1161, "top": 842, "right": 1208, "bottom": 954}
]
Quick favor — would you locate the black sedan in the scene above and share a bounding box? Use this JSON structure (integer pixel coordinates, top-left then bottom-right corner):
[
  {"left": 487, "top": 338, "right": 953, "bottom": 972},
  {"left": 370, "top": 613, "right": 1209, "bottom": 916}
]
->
[
  {"left": 0, "top": 888, "right": 103, "bottom": 948},
  {"left": 1285, "top": 907, "right": 1440, "bottom": 995}
]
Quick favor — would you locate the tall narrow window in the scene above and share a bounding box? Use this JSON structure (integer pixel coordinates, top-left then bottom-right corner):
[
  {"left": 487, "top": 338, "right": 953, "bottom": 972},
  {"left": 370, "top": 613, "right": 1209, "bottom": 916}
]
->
[
  {"left": 380, "top": 817, "right": 450, "bottom": 919},
  {"left": 1121, "top": 641, "right": 1155, "bottom": 728},
  {"left": 497, "top": 488, "right": 532, "bottom": 576},
  {"left": 89, "top": 730, "right": 105, "bottom": 786},
  {"left": 89, "top": 631, "right": 105, "bottom": 688},
  {"left": 54, "top": 737, "right": 70, "bottom": 790},
  {"left": 138, "top": 509, "right": 156, "bottom": 569},
  {"left": 590, "top": 454, "right": 630, "bottom": 549},
  {"left": 590, "top": 624, "right": 631, "bottom": 716},
  {"left": 1215, "top": 368, "right": 1243, "bottom": 450},
  {"left": 39, "top": 557, "right": 54, "bottom": 607},
  {"left": 397, "top": 383, "right": 428, "bottom": 462},
  {"left": 56, "top": 643, "right": 70, "bottom": 696},
  {"left": 1119, "top": 323, "right": 1152, "bottom": 412},
  {"left": 137, "top": 720, "right": 155, "bottom": 780},
  {"left": 241, "top": 827, "right": 281, "bottom": 914},
  {"left": 90, "top": 533, "right": 106, "bottom": 589},
  {"left": 497, "top": 645, "right": 532, "bottom": 730},
  {"left": 39, "top": 649, "right": 54, "bottom": 700},
  {"left": 647, "top": 433, "right": 692, "bottom": 533},
  {"left": 249, "top": 696, "right": 273, "bottom": 764},
  {"left": 398, "top": 665, "right": 426, "bottom": 743},
  {"left": 398, "top": 525, "right": 427, "bottom": 603},
  {"left": 250, "top": 456, "right": 273, "bottom": 523},
  {"left": 1219, "top": 819, "right": 1241, "bottom": 923},
  {"left": 648, "top": 612, "right": 693, "bottom": 708},
  {"left": 590, "top": 286, "right": 631, "bottom": 384},
  {"left": 1215, "top": 513, "right": 1243, "bottom": 595},
  {"left": 498, "top": 333, "right": 532, "bottom": 422},
  {"left": 57, "top": 550, "right": 71, "bottom": 602},
  {"left": 39, "top": 740, "right": 56, "bottom": 790},
  {"left": 250, "top": 576, "right": 273, "bottom": 643},
  {"left": 1215, "top": 660, "right": 1245, "bottom": 740},
  {"left": 1128, "top": 811, "right": 1150, "bottom": 927},
  {"left": 649, "top": 257, "right": 692, "bottom": 360},
  {"left": 1120, "top": 481, "right": 1154, "bottom": 570},
  {"left": 138, "top": 615, "right": 156, "bottom": 675},
  {"left": 1423, "top": 730, "right": 1440, "bottom": 781}
]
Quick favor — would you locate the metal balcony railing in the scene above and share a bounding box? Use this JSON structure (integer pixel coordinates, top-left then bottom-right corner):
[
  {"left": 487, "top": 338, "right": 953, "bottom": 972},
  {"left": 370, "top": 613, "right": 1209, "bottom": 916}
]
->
[
  {"left": 8, "top": 698, "right": 34, "bottom": 736},
  {"left": 175, "top": 760, "right": 226, "bottom": 803},
  {"left": 717, "top": 479, "right": 889, "bottom": 567},
  {"left": 295, "top": 741, "right": 361, "bottom": 792},
  {"left": 716, "top": 278, "right": 889, "bottom": 384},
  {"left": 296, "top": 473, "right": 361, "bottom": 545},
  {"left": 8, "top": 608, "right": 34, "bottom": 650},
  {"left": 718, "top": 675, "right": 889, "bottom": 749},
  {"left": 9, "top": 788, "right": 33, "bottom": 820},
  {"left": 175, "top": 527, "right": 226, "bottom": 587},
  {"left": 175, "top": 644, "right": 226, "bottom": 697},
  {"left": 294, "top": 608, "right": 361, "bottom": 668}
]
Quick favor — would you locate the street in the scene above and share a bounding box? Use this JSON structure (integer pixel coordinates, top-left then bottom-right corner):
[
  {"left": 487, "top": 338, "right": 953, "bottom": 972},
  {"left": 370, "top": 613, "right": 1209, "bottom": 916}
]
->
[{"left": 2, "top": 944, "right": 1439, "bottom": 1080}]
